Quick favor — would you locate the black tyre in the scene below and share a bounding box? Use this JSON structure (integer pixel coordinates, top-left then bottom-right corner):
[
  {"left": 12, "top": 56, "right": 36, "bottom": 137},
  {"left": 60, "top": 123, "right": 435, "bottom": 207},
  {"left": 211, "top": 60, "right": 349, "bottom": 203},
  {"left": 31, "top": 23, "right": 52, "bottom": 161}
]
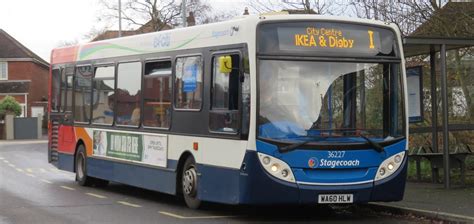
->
[
  {"left": 75, "top": 144, "right": 94, "bottom": 186},
  {"left": 181, "top": 156, "right": 201, "bottom": 209},
  {"left": 93, "top": 178, "right": 109, "bottom": 188}
]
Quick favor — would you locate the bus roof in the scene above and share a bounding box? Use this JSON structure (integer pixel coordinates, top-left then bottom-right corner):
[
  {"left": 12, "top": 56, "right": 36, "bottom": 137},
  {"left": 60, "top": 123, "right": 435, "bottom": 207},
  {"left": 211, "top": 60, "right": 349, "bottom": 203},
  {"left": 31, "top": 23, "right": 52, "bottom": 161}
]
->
[{"left": 50, "top": 14, "right": 398, "bottom": 65}]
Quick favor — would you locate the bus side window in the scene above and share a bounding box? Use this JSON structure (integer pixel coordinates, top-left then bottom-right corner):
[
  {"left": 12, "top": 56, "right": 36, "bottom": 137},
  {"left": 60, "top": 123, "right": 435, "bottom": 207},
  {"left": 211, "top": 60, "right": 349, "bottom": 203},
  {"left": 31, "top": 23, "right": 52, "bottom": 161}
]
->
[
  {"left": 92, "top": 65, "right": 115, "bottom": 125},
  {"left": 59, "top": 68, "right": 66, "bottom": 112},
  {"left": 116, "top": 62, "right": 142, "bottom": 127},
  {"left": 174, "top": 56, "right": 203, "bottom": 110},
  {"left": 143, "top": 60, "right": 172, "bottom": 128},
  {"left": 74, "top": 66, "right": 93, "bottom": 123},
  {"left": 209, "top": 54, "right": 240, "bottom": 133},
  {"left": 51, "top": 68, "right": 61, "bottom": 112},
  {"left": 60, "top": 66, "right": 74, "bottom": 113}
]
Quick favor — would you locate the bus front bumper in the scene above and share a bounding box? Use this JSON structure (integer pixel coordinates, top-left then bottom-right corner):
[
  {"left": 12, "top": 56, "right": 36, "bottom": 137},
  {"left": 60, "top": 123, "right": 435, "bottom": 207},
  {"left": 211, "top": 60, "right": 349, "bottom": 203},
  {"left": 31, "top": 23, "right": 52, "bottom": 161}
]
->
[{"left": 238, "top": 150, "right": 408, "bottom": 204}]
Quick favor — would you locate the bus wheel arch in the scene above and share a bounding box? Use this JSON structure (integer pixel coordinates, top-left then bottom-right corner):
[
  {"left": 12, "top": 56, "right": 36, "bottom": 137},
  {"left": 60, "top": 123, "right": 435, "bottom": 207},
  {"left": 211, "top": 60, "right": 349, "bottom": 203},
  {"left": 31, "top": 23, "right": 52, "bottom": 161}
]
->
[
  {"left": 74, "top": 140, "right": 108, "bottom": 187},
  {"left": 176, "top": 152, "right": 201, "bottom": 209}
]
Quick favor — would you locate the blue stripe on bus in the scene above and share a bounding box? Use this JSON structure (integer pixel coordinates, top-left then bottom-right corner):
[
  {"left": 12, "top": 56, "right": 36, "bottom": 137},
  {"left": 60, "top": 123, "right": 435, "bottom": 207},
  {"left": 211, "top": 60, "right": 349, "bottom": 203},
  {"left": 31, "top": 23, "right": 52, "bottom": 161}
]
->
[
  {"left": 58, "top": 153, "right": 74, "bottom": 172},
  {"left": 87, "top": 157, "right": 177, "bottom": 195}
]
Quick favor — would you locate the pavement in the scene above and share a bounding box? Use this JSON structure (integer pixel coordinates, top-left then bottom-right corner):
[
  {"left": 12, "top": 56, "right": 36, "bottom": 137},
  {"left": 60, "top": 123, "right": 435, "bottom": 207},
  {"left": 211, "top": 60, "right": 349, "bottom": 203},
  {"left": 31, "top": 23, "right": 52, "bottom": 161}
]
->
[{"left": 374, "top": 181, "right": 474, "bottom": 222}]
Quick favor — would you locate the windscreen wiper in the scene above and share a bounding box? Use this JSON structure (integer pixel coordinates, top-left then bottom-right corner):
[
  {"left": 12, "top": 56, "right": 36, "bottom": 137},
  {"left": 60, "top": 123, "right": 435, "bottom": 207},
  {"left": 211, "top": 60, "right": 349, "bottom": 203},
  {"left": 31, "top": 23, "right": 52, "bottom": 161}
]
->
[
  {"left": 279, "top": 136, "right": 329, "bottom": 153},
  {"left": 359, "top": 134, "right": 384, "bottom": 152},
  {"left": 279, "top": 140, "right": 312, "bottom": 153}
]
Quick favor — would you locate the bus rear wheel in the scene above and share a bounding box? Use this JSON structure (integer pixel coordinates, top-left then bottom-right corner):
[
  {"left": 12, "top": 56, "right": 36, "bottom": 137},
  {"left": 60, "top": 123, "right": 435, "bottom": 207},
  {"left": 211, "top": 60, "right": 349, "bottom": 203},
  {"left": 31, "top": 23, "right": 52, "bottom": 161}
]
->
[
  {"left": 75, "top": 145, "right": 108, "bottom": 187},
  {"left": 76, "top": 145, "right": 93, "bottom": 186},
  {"left": 182, "top": 156, "right": 201, "bottom": 209}
]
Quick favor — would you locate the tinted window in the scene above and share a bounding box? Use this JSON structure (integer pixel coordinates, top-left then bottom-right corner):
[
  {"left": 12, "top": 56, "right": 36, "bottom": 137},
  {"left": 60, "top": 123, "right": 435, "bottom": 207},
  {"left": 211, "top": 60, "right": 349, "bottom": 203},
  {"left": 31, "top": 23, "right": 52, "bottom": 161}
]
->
[
  {"left": 74, "top": 66, "right": 93, "bottom": 123},
  {"left": 61, "top": 70, "right": 73, "bottom": 112},
  {"left": 143, "top": 61, "right": 172, "bottom": 128},
  {"left": 60, "top": 69, "right": 67, "bottom": 112},
  {"left": 92, "top": 66, "right": 115, "bottom": 125},
  {"left": 116, "top": 62, "right": 142, "bottom": 126},
  {"left": 51, "top": 68, "right": 61, "bottom": 112},
  {"left": 174, "top": 56, "right": 203, "bottom": 110}
]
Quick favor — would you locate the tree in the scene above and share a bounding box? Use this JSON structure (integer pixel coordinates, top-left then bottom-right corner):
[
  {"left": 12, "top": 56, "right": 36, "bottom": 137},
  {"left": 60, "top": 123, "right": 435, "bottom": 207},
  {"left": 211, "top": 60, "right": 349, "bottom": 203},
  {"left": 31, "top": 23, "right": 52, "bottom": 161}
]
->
[
  {"left": 246, "top": 0, "right": 343, "bottom": 15},
  {"left": 0, "top": 96, "right": 22, "bottom": 117},
  {"left": 98, "top": 0, "right": 214, "bottom": 32}
]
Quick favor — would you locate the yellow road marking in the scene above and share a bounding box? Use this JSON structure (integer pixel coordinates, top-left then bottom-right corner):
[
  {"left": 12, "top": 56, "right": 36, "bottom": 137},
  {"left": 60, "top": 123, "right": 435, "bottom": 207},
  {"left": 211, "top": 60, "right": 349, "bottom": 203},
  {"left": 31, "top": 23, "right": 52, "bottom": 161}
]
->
[
  {"left": 49, "top": 168, "right": 59, "bottom": 172},
  {"left": 117, "top": 201, "right": 142, "bottom": 208},
  {"left": 86, "top": 193, "right": 107, "bottom": 199},
  {"left": 60, "top": 186, "right": 75, "bottom": 191},
  {"left": 8, "top": 164, "right": 15, "bottom": 167},
  {"left": 16, "top": 168, "right": 24, "bottom": 172},
  {"left": 40, "top": 179, "right": 52, "bottom": 184},
  {"left": 26, "top": 168, "right": 33, "bottom": 173},
  {"left": 26, "top": 174, "right": 36, "bottom": 178},
  {"left": 158, "top": 211, "right": 238, "bottom": 219}
]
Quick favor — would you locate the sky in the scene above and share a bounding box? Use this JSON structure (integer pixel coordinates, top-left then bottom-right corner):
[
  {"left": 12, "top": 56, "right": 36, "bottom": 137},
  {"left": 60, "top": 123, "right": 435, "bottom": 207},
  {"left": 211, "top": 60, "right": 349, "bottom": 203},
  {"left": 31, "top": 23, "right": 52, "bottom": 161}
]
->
[{"left": 0, "top": 0, "right": 248, "bottom": 62}]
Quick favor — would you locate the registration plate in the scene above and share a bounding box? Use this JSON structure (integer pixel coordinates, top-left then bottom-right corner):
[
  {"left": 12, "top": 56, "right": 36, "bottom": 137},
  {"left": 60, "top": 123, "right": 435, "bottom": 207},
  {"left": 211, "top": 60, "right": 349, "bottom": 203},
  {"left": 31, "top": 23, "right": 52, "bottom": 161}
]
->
[{"left": 318, "top": 194, "right": 353, "bottom": 204}]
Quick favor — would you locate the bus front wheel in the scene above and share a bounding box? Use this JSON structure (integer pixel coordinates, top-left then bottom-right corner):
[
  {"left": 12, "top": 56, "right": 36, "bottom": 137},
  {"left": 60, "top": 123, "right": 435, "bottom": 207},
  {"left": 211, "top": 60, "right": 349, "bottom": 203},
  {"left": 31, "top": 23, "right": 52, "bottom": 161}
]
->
[{"left": 182, "top": 156, "right": 201, "bottom": 209}]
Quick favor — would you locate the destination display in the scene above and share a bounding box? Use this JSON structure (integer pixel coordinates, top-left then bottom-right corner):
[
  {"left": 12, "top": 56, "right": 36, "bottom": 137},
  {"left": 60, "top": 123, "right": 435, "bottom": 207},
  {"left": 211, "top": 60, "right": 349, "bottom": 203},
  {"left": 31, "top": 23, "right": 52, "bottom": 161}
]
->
[{"left": 258, "top": 22, "right": 398, "bottom": 57}]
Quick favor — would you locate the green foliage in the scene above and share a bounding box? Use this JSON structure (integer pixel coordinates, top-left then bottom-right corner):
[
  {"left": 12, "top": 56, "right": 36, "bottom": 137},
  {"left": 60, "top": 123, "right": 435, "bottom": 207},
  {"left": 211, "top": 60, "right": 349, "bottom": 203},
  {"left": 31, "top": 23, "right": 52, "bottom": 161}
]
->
[{"left": 0, "top": 96, "right": 22, "bottom": 117}]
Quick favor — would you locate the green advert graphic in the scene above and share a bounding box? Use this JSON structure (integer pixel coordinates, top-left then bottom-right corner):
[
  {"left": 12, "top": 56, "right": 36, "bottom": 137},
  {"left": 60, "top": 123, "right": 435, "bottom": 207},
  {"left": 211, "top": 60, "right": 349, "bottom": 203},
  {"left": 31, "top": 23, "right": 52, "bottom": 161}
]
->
[{"left": 106, "top": 132, "right": 143, "bottom": 161}]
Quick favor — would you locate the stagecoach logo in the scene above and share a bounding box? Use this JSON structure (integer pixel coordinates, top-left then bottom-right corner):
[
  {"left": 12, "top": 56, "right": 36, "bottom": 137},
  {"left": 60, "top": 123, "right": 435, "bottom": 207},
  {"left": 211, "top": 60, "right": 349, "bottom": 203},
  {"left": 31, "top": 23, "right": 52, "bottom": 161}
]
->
[
  {"left": 308, "top": 157, "right": 361, "bottom": 169},
  {"left": 153, "top": 33, "right": 171, "bottom": 48},
  {"left": 308, "top": 157, "right": 318, "bottom": 168}
]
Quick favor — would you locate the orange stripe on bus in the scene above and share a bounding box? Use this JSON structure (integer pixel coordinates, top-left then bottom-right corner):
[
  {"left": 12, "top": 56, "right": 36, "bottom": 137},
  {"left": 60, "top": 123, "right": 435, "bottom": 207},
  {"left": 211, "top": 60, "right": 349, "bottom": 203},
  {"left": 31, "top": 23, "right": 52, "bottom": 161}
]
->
[{"left": 75, "top": 127, "right": 93, "bottom": 156}]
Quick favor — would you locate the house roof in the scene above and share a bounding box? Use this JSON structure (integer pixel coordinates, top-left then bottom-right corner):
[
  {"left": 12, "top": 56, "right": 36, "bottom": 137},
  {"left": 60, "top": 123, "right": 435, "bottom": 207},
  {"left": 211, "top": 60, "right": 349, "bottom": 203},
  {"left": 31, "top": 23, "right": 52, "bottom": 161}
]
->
[
  {"left": 409, "top": 2, "right": 474, "bottom": 38},
  {"left": 0, "top": 80, "right": 30, "bottom": 94},
  {"left": 0, "top": 29, "right": 49, "bottom": 67}
]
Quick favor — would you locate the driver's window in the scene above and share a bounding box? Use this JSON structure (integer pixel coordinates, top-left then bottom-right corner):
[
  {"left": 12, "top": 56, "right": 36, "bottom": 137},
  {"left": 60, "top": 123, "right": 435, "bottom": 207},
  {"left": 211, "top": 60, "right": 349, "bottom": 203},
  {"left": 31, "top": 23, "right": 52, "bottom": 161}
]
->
[{"left": 209, "top": 54, "right": 240, "bottom": 133}]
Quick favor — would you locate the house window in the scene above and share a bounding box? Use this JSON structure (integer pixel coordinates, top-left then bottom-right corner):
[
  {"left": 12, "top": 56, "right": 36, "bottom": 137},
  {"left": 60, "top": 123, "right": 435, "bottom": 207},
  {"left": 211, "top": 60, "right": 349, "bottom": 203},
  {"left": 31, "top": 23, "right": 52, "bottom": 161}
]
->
[
  {"left": 174, "top": 56, "right": 203, "bottom": 110},
  {"left": 0, "top": 62, "right": 7, "bottom": 80}
]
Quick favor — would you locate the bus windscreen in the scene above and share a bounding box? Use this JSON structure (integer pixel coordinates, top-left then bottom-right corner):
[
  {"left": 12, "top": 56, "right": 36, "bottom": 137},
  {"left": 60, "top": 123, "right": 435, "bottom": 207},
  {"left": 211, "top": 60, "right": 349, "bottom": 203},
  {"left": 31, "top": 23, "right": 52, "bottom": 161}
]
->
[{"left": 258, "top": 22, "right": 398, "bottom": 58}]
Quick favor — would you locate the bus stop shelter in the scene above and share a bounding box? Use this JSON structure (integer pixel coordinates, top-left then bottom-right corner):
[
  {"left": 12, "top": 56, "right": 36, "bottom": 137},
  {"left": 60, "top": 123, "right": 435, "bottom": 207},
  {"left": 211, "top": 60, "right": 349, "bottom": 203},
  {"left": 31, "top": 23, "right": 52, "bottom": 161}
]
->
[{"left": 403, "top": 37, "right": 474, "bottom": 188}]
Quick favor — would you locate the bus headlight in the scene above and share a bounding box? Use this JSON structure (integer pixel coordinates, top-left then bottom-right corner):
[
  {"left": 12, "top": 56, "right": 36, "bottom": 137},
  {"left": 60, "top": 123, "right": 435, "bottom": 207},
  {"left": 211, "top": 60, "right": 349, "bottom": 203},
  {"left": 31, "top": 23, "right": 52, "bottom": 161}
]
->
[
  {"left": 375, "top": 151, "right": 405, "bottom": 181},
  {"left": 258, "top": 153, "right": 295, "bottom": 183}
]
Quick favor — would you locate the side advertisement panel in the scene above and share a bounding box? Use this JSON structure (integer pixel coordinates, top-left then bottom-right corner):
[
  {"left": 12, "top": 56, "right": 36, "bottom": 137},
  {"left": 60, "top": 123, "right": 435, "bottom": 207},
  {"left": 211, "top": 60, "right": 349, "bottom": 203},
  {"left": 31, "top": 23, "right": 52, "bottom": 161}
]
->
[{"left": 93, "top": 130, "right": 167, "bottom": 167}]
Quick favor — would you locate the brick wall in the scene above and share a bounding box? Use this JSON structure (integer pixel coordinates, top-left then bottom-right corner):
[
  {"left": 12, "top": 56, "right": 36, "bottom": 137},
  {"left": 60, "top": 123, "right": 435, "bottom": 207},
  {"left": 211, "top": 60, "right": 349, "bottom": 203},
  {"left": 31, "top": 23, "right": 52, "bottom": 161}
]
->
[{"left": 7, "top": 61, "right": 49, "bottom": 117}]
